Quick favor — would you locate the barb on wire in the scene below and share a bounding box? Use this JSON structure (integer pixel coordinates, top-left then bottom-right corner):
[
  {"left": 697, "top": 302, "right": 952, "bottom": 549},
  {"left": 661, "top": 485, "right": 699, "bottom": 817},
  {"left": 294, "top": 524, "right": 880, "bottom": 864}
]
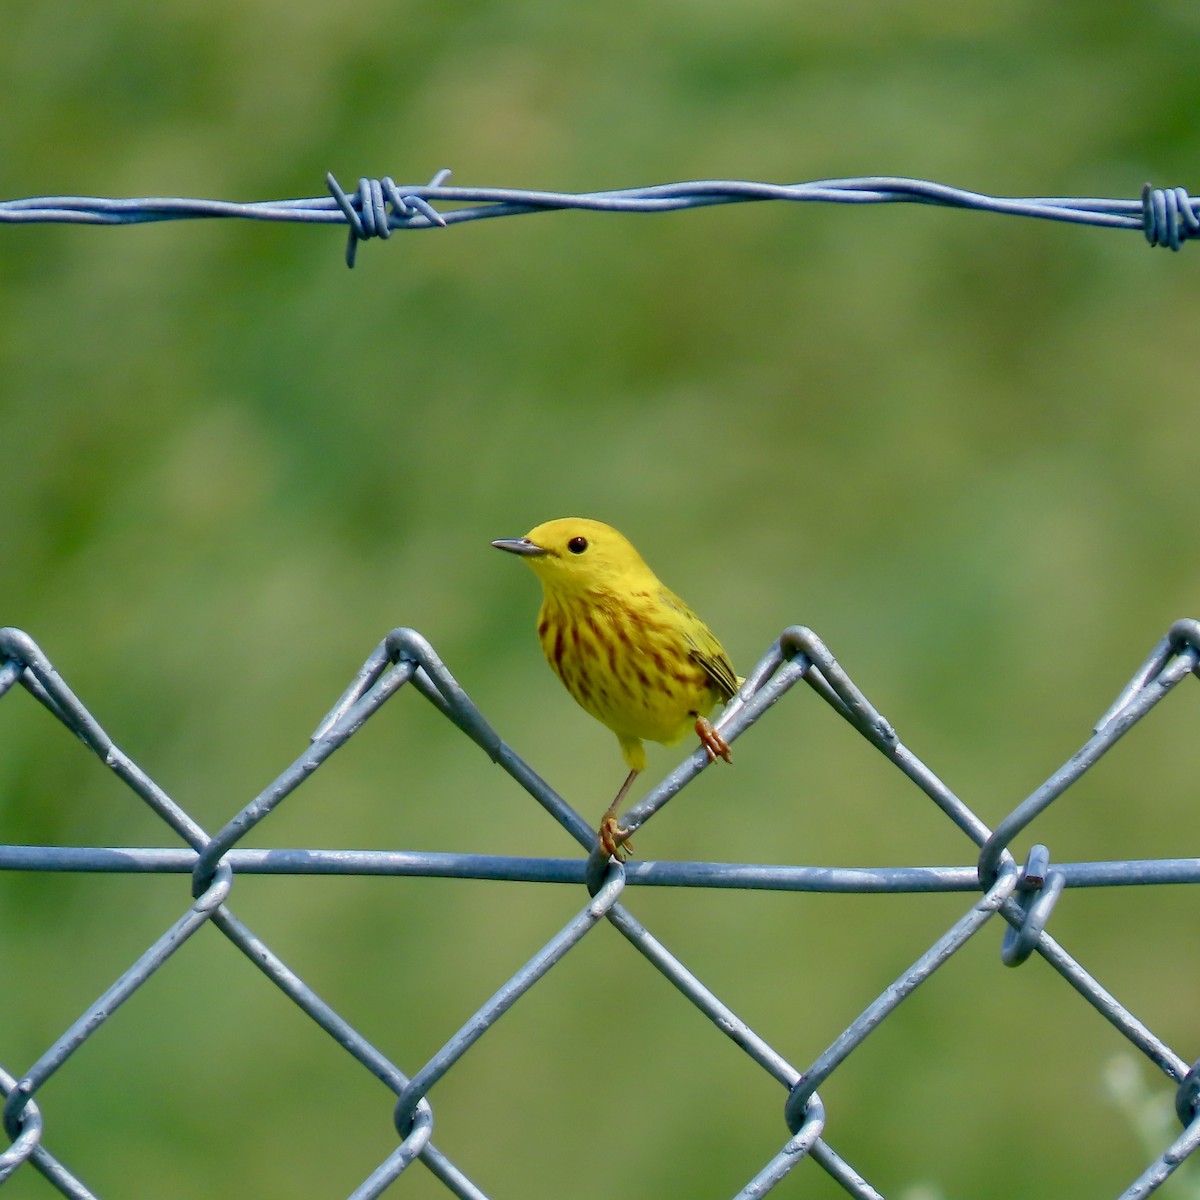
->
[
  {"left": 1, "top": 170, "right": 1194, "bottom": 266},
  {"left": 2, "top": 618, "right": 1199, "bottom": 1198}
]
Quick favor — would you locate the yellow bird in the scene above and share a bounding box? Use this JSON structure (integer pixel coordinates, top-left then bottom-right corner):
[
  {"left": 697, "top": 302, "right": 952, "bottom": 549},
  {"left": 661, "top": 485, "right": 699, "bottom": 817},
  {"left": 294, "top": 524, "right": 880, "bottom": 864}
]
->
[{"left": 492, "top": 518, "right": 737, "bottom": 859}]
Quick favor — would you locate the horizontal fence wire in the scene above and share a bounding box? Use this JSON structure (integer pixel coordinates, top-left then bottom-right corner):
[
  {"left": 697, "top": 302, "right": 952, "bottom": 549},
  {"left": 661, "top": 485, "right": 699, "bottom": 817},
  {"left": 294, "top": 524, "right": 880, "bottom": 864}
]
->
[
  {"left": 1, "top": 172, "right": 1197, "bottom": 264},
  {"left": 2, "top": 618, "right": 1200, "bottom": 1197}
]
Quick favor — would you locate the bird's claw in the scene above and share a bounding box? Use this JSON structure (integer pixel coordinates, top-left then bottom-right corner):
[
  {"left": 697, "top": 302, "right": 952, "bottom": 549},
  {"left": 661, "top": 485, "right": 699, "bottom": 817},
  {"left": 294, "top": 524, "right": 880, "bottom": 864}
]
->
[
  {"left": 598, "top": 813, "right": 634, "bottom": 862},
  {"left": 695, "top": 715, "right": 732, "bottom": 764}
]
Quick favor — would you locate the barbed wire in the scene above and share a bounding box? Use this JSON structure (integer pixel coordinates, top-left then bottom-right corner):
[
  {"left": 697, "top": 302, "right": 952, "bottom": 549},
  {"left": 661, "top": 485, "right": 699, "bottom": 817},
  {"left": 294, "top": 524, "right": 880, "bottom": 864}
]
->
[
  {"left": 2, "top": 618, "right": 1200, "bottom": 1198},
  {"left": 1, "top": 171, "right": 1196, "bottom": 266}
]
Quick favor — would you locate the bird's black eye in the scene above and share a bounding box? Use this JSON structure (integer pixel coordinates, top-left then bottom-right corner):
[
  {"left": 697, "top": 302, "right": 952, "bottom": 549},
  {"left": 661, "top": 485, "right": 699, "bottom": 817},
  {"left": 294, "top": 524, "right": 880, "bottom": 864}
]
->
[{"left": 567, "top": 536, "right": 589, "bottom": 555}]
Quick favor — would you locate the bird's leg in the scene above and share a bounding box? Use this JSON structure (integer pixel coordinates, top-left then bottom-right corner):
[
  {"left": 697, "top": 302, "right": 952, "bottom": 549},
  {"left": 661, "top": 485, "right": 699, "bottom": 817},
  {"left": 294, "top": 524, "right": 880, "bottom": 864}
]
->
[
  {"left": 695, "top": 715, "right": 732, "bottom": 764},
  {"left": 598, "top": 769, "right": 638, "bottom": 861}
]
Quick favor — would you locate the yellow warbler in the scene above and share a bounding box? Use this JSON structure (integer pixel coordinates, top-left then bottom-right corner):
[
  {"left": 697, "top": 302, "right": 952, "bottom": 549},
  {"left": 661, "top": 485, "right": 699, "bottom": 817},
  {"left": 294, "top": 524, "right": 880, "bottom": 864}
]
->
[{"left": 492, "top": 518, "right": 737, "bottom": 858}]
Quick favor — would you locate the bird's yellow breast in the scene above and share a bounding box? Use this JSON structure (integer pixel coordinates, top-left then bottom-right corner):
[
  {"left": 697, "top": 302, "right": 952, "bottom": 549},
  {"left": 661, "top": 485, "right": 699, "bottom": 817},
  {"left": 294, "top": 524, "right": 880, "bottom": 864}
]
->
[{"left": 536, "top": 588, "right": 723, "bottom": 747}]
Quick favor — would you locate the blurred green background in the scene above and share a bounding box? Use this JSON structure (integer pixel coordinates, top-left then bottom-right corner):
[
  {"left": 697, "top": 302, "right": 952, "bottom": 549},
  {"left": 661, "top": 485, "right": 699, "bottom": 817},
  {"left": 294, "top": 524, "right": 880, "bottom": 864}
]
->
[{"left": 3, "top": 1, "right": 1200, "bottom": 1197}]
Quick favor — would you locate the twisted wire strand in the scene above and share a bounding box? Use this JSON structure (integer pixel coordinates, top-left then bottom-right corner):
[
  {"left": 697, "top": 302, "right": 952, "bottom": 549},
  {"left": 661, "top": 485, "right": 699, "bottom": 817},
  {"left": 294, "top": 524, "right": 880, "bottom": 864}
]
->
[{"left": 0, "top": 171, "right": 1194, "bottom": 266}]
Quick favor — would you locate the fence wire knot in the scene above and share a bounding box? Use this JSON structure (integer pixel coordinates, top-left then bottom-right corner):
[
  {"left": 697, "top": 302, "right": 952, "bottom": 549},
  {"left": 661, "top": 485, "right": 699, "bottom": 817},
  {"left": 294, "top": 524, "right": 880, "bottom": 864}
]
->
[
  {"left": 1142, "top": 183, "right": 1199, "bottom": 250},
  {"left": 0, "top": 1071, "right": 41, "bottom": 1187},
  {"left": 1176, "top": 1060, "right": 1200, "bottom": 1127},
  {"left": 1001, "top": 844, "right": 1066, "bottom": 967}
]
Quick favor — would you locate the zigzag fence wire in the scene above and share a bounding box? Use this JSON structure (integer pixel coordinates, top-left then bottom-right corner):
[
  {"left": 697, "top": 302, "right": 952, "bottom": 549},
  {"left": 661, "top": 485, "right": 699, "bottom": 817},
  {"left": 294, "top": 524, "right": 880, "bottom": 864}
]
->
[
  {"left": 1, "top": 171, "right": 1197, "bottom": 264},
  {"left": 2, "top": 619, "right": 1200, "bottom": 1197}
]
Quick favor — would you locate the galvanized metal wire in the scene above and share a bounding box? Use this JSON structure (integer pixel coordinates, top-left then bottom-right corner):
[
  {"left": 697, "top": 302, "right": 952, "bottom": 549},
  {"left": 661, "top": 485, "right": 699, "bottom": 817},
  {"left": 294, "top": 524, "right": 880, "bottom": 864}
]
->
[
  {"left": 1, "top": 171, "right": 1195, "bottom": 265},
  {"left": 2, "top": 618, "right": 1200, "bottom": 1197}
]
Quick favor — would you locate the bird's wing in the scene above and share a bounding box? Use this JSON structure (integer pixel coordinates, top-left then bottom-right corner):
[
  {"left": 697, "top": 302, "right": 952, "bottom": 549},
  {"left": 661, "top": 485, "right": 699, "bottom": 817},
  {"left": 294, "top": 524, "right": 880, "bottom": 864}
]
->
[
  {"left": 657, "top": 589, "right": 739, "bottom": 700},
  {"left": 687, "top": 634, "right": 739, "bottom": 701}
]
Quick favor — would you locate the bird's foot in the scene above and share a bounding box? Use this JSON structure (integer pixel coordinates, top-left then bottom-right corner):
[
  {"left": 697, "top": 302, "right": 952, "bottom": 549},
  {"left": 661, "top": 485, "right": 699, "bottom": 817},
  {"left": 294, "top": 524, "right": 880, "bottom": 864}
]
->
[
  {"left": 598, "top": 811, "right": 634, "bottom": 862},
  {"left": 695, "top": 715, "right": 732, "bottom": 764}
]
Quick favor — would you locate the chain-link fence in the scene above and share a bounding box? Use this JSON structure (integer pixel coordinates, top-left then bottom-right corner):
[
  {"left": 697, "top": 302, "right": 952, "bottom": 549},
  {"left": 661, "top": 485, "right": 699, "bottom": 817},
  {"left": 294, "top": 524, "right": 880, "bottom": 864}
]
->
[{"left": 2, "top": 619, "right": 1199, "bottom": 1198}]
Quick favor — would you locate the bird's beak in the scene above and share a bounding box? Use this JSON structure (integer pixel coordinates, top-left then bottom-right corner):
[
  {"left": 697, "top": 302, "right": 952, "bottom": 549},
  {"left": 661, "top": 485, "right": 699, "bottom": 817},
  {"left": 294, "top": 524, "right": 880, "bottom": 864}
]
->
[{"left": 491, "top": 537, "right": 549, "bottom": 557}]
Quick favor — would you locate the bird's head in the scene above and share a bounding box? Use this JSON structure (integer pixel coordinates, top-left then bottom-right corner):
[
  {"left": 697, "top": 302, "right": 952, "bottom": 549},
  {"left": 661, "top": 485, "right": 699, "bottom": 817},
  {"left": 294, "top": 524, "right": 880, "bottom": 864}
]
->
[{"left": 492, "top": 518, "right": 654, "bottom": 595}]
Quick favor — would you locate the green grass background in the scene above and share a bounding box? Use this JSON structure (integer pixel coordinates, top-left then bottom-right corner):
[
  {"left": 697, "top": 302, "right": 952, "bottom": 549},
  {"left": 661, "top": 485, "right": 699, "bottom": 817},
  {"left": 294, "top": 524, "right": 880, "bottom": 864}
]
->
[{"left": 3, "top": 2, "right": 1200, "bottom": 1197}]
